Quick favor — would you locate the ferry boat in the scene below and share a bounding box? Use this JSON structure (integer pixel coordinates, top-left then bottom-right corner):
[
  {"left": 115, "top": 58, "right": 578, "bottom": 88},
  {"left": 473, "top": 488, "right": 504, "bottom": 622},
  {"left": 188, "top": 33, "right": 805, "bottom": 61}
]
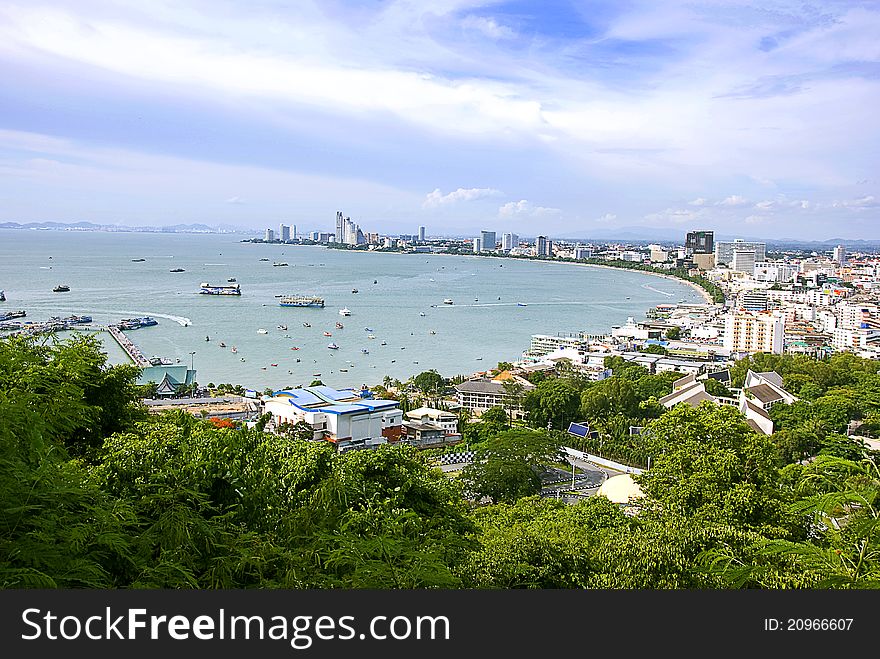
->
[
  {"left": 53, "top": 285, "right": 70, "bottom": 293},
  {"left": 149, "top": 356, "right": 174, "bottom": 366},
  {"left": 339, "top": 308, "right": 351, "bottom": 316},
  {"left": 200, "top": 282, "right": 241, "bottom": 295},
  {"left": 443, "top": 298, "right": 453, "bottom": 305},
  {"left": 327, "top": 343, "right": 339, "bottom": 350},
  {"left": 279, "top": 295, "right": 324, "bottom": 308},
  {"left": 119, "top": 316, "right": 158, "bottom": 330},
  {"left": 0, "top": 310, "right": 25, "bottom": 322}
]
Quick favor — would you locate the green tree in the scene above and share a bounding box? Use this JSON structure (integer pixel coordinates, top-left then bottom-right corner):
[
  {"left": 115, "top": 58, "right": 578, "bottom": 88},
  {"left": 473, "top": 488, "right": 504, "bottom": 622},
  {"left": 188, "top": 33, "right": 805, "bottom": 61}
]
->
[
  {"left": 523, "top": 379, "right": 581, "bottom": 430},
  {"left": 665, "top": 326, "right": 681, "bottom": 340}
]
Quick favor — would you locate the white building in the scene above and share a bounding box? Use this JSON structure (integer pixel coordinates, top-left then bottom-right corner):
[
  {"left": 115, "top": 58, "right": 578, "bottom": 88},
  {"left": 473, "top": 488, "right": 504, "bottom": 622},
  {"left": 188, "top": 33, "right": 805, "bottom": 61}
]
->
[
  {"left": 649, "top": 244, "right": 669, "bottom": 262},
  {"left": 264, "top": 228, "right": 275, "bottom": 242},
  {"left": 731, "top": 250, "right": 757, "bottom": 275},
  {"left": 527, "top": 333, "right": 588, "bottom": 357},
  {"left": 473, "top": 238, "right": 482, "bottom": 253},
  {"left": 418, "top": 226, "right": 426, "bottom": 242},
  {"left": 715, "top": 240, "right": 766, "bottom": 266},
  {"left": 834, "top": 245, "right": 847, "bottom": 266},
  {"left": 754, "top": 261, "right": 799, "bottom": 283},
  {"left": 574, "top": 246, "right": 592, "bottom": 260},
  {"left": 263, "top": 386, "right": 403, "bottom": 452},
  {"left": 279, "top": 224, "right": 291, "bottom": 242},
  {"left": 536, "top": 235, "right": 551, "bottom": 257},
  {"left": 501, "top": 233, "right": 519, "bottom": 251},
  {"left": 723, "top": 310, "right": 785, "bottom": 354}
]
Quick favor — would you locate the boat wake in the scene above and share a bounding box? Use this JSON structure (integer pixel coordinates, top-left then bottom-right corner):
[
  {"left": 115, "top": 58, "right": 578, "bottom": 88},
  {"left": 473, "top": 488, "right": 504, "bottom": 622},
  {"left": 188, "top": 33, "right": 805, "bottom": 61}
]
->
[
  {"left": 92, "top": 310, "right": 193, "bottom": 326},
  {"left": 641, "top": 284, "right": 674, "bottom": 297}
]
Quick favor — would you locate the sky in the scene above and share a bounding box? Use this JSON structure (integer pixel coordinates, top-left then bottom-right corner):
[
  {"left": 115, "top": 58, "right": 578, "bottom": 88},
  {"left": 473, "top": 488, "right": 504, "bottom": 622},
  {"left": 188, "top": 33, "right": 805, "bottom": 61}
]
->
[{"left": 0, "top": 0, "right": 878, "bottom": 239}]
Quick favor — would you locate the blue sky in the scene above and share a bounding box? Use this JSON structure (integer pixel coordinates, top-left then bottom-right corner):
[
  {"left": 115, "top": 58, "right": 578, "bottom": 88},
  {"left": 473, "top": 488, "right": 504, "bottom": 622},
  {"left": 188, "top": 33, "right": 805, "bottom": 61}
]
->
[{"left": 0, "top": 0, "right": 878, "bottom": 239}]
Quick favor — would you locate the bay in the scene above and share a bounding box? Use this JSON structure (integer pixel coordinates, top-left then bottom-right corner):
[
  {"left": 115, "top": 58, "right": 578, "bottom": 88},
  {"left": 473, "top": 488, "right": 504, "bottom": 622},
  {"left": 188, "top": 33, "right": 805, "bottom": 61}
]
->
[{"left": 0, "top": 230, "right": 704, "bottom": 390}]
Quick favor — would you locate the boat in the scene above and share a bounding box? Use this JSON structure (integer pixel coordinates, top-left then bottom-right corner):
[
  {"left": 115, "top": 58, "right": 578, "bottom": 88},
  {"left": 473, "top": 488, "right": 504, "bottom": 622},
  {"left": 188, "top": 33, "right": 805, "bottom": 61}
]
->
[
  {"left": 290, "top": 346, "right": 300, "bottom": 350},
  {"left": 362, "top": 349, "right": 369, "bottom": 354},
  {"left": 419, "top": 312, "right": 426, "bottom": 317},
  {"left": 443, "top": 299, "right": 453, "bottom": 304},
  {"left": 517, "top": 302, "right": 528, "bottom": 307},
  {"left": 231, "top": 346, "right": 237, "bottom": 353},
  {"left": 206, "top": 336, "right": 210, "bottom": 341},
  {"left": 340, "top": 368, "right": 348, "bottom": 372},
  {"left": 273, "top": 262, "right": 289, "bottom": 267},
  {"left": 430, "top": 330, "right": 436, "bottom": 335},
  {"left": 313, "top": 373, "right": 321, "bottom": 377},
  {"left": 279, "top": 295, "right": 324, "bottom": 308},
  {"left": 323, "top": 331, "right": 332, "bottom": 337},
  {"left": 259, "top": 258, "right": 270, "bottom": 261},
  {"left": 380, "top": 341, "right": 386, "bottom": 345},
  {"left": 170, "top": 268, "right": 185, "bottom": 272},
  {"left": 219, "top": 342, "right": 226, "bottom": 348},
  {"left": 0, "top": 310, "right": 26, "bottom": 322},
  {"left": 302, "top": 322, "right": 311, "bottom": 327},
  {"left": 336, "top": 322, "right": 344, "bottom": 329},
  {"left": 368, "top": 334, "right": 376, "bottom": 339},
  {"left": 149, "top": 356, "right": 174, "bottom": 366},
  {"left": 339, "top": 308, "right": 351, "bottom": 316},
  {"left": 271, "top": 363, "right": 278, "bottom": 367},
  {"left": 429, "top": 278, "right": 435, "bottom": 282},
  {"left": 277, "top": 324, "right": 288, "bottom": 331},
  {"left": 373, "top": 280, "right": 377, "bottom": 284},
  {"left": 131, "top": 258, "right": 145, "bottom": 262},
  {"left": 0, "top": 290, "right": 4, "bottom": 302},
  {"left": 257, "top": 328, "right": 268, "bottom": 334},
  {"left": 364, "top": 327, "right": 374, "bottom": 332},
  {"left": 351, "top": 288, "right": 359, "bottom": 293},
  {"left": 227, "top": 277, "right": 237, "bottom": 282},
  {"left": 52, "top": 285, "right": 70, "bottom": 292},
  {"left": 200, "top": 282, "right": 241, "bottom": 295},
  {"left": 327, "top": 343, "right": 339, "bottom": 350}
]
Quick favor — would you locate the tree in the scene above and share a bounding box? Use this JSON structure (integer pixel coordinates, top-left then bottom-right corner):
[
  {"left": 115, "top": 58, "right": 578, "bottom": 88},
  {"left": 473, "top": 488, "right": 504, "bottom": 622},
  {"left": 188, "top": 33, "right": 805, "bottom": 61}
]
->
[
  {"left": 412, "top": 370, "right": 444, "bottom": 401},
  {"left": 501, "top": 377, "right": 526, "bottom": 425},
  {"left": 460, "top": 429, "right": 562, "bottom": 504},
  {"left": 665, "top": 326, "right": 681, "bottom": 340},
  {"left": 703, "top": 377, "right": 733, "bottom": 398},
  {"left": 523, "top": 379, "right": 581, "bottom": 430}
]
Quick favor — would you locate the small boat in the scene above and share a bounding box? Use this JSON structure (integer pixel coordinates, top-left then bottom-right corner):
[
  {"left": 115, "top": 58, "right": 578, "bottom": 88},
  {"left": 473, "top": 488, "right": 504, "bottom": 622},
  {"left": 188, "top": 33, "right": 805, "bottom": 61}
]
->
[
  {"left": 271, "top": 363, "right": 278, "bottom": 367},
  {"left": 231, "top": 346, "right": 237, "bottom": 353},
  {"left": 400, "top": 346, "right": 406, "bottom": 350},
  {"left": 219, "top": 342, "right": 226, "bottom": 347},
  {"left": 476, "top": 357, "right": 483, "bottom": 361},
  {"left": 277, "top": 324, "right": 288, "bottom": 331},
  {"left": 362, "top": 349, "right": 369, "bottom": 354},
  {"left": 339, "top": 308, "right": 352, "bottom": 316},
  {"left": 313, "top": 373, "right": 321, "bottom": 376},
  {"left": 323, "top": 331, "right": 332, "bottom": 337},
  {"left": 336, "top": 322, "right": 344, "bottom": 328},
  {"left": 429, "top": 278, "right": 435, "bottom": 282},
  {"left": 391, "top": 359, "right": 396, "bottom": 363},
  {"left": 340, "top": 368, "right": 348, "bottom": 372},
  {"left": 351, "top": 288, "right": 359, "bottom": 293},
  {"left": 368, "top": 334, "right": 376, "bottom": 339},
  {"left": 228, "top": 277, "right": 237, "bottom": 282},
  {"left": 380, "top": 341, "right": 387, "bottom": 345},
  {"left": 257, "top": 328, "right": 268, "bottom": 334},
  {"left": 443, "top": 299, "right": 453, "bottom": 305},
  {"left": 419, "top": 312, "right": 426, "bottom": 317},
  {"left": 170, "top": 268, "right": 185, "bottom": 272},
  {"left": 206, "top": 336, "right": 210, "bottom": 341},
  {"left": 517, "top": 302, "right": 528, "bottom": 307},
  {"left": 52, "top": 285, "right": 70, "bottom": 292},
  {"left": 430, "top": 330, "right": 436, "bottom": 335},
  {"left": 327, "top": 343, "right": 339, "bottom": 350},
  {"left": 302, "top": 322, "right": 311, "bottom": 327},
  {"left": 373, "top": 280, "right": 377, "bottom": 284},
  {"left": 290, "top": 346, "right": 300, "bottom": 350},
  {"left": 131, "top": 258, "right": 145, "bottom": 262},
  {"left": 241, "top": 358, "right": 246, "bottom": 362},
  {"left": 259, "top": 258, "right": 270, "bottom": 261},
  {"left": 364, "top": 327, "right": 374, "bottom": 332},
  {"left": 273, "top": 262, "right": 289, "bottom": 267}
]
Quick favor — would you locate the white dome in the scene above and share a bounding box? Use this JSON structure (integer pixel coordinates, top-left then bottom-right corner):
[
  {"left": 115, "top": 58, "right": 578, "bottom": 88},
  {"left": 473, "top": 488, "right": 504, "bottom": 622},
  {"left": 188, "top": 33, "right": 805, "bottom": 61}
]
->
[{"left": 597, "top": 474, "right": 645, "bottom": 504}]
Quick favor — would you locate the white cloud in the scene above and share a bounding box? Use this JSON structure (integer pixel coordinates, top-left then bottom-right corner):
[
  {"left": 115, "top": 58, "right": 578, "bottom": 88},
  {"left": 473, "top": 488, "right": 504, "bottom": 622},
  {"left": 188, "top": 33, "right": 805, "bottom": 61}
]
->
[
  {"left": 832, "top": 195, "right": 878, "bottom": 209},
  {"left": 688, "top": 197, "right": 707, "bottom": 206},
  {"left": 717, "top": 195, "right": 749, "bottom": 207},
  {"left": 644, "top": 208, "right": 706, "bottom": 224},
  {"left": 423, "top": 187, "right": 502, "bottom": 208},
  {"left": 744, "top": 214, "right": 764, "bottom": 224},
  {"left": 460, "top": 15, "right": 516, "bottom": 40},
  {"left": 595, "top": 213, "right": 617, "bottom": 223},
  {"left": 498, "top": 199, "right": 561, "bottom": 218},
  {"left": 225, "top": 196, "right": 245, "bottom": 204}
]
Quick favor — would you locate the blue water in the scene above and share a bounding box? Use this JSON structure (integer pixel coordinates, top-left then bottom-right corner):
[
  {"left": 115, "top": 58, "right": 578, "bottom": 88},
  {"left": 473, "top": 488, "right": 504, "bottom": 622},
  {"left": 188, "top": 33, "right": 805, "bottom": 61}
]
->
[{"left": 0, "top": 230, "right": 703, "bottom": 389}]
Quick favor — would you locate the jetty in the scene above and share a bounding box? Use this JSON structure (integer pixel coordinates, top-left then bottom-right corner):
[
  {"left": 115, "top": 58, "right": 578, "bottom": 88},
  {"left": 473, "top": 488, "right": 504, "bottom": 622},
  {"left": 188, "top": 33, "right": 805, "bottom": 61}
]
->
[{"left": 106, "top": 324, "right": 150, "bottom": 367}]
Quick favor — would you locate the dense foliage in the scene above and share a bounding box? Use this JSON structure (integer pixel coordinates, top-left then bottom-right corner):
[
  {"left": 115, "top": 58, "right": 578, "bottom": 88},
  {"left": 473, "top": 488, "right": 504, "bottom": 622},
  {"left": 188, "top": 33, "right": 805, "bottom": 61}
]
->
[{"left": 1, "top": 335, "right": 877, "bottom": 588}]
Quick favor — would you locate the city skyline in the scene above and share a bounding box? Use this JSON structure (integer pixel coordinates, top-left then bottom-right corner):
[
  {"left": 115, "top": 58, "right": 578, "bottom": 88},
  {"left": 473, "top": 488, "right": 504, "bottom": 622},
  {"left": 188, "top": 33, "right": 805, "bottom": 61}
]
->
[{"left": 0, "top": 1, "right": 878, "bottom": 238}]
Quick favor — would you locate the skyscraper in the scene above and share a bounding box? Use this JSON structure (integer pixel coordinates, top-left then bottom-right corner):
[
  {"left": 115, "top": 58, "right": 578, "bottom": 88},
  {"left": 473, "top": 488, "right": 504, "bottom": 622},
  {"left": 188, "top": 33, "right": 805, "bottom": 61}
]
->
[
  {"left": 480, "top": 230, "right": 496, "bottom": 252},
  {"left": 536, "top": 235, "right": 549, "bottom": 257},
  {"left": 833, "top": 245, "right": 847, "bottom": 266},
  {"left": 686, "top": 230, "right": 714, "bottom": 255},
  {"left": 335, "top": 211, "right": 344, "bottom": 243},
  {"left": 715, "top": 239, "right": 766, "bottom": 266},
  {"left": 264, "top": 228, "right": 274, "bottom": 242},
  {"left": 280, "top": 224, "right": 290, "bottom": 242},
  {"left": 501, "top": 233, "right": 519, "bottom": 251},
  {"left": 473, "top": 238, "right": 482, "bottom": 253},
  {"left": 418, "top": 226, "right": 426, "bottom": 242}
]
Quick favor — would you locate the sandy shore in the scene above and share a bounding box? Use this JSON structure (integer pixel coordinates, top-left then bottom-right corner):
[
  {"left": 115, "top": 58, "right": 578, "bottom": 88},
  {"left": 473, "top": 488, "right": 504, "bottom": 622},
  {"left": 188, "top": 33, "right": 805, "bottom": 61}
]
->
[{"left": 573, "top": 262, "right": 717, "bottom": 305}]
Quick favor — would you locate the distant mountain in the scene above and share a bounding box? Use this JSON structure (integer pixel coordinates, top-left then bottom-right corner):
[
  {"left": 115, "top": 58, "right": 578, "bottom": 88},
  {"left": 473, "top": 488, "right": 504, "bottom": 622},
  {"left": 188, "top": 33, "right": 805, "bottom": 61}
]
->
[{"left": 0, "top": 221, "right": 255, "bottom": 233}]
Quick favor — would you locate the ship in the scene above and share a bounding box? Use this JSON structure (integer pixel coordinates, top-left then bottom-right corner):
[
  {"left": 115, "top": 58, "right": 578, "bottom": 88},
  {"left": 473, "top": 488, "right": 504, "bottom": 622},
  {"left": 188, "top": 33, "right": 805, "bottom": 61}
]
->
[
  {"left": 0, "top": 310, "right": 26, "bottom": 322},
  {"left": 273, "top": 262, "right": 289, "bottom": 267},
  {"left": 327, "top": 343, "right": 339, "bottom": 350},
  {"left": 279, "top": 295, "right": 324, "bottom": 308},
  {"left": 351, "top": 288, "right": 359, "bottom": 293},
  {"left": 339, "top": 308, "right": 352, "bottom": 316},
  {"left": 443, "top": 298, "right": 453, "bottom": 304},
  {"left": 53, "top": 285, "right": 70, "bottom": 292},
  {"left": 170, "top": 268, "right": 185, "bottom": 272},
  {"left": 200, "top": 282, "right": 241, "bottom": 295}
]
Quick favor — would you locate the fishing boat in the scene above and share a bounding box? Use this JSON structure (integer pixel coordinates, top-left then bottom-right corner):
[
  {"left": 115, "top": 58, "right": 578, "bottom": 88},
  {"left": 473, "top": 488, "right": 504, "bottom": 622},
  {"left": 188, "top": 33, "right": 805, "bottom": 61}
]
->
[
  {"left": 52, "top": 284, "right": 70, "bottom": 292},
  {"left": 257, "top": 328, "right": 268, "bottom": 334},
  {"left": 339, "top": 308, "right": 351, "bottom": 316},
  {"left": 327, "top": 343, "right": 339, "bottom": 350},
  {"left": 443, "top": 298, "right": 453, "bottom": 305},
  {"left": 302, "top": 322, "right": 311, "bottom": 327}
]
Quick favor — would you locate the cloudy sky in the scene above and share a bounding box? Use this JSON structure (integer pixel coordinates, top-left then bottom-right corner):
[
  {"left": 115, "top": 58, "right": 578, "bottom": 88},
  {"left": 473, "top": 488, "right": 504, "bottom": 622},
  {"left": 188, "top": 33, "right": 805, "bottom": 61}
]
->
[{"left": 0, "top": 0, "right": 878, "bottom": 239}]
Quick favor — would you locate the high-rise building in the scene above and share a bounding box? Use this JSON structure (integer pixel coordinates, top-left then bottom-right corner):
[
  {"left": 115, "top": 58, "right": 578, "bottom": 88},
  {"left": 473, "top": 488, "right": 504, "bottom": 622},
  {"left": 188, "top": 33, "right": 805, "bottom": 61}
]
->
[
  {"left": 473, "top": 238, "right": 482, "bottom": 253},
  {"left": 536, "top": 235, "right": 550, "bottom": 257},
  {"left": 501, "top": 233, "right": 519, "bottom": 251},
  {"left": 649, "top": 244, "right": 669, "bottom": 262},
  {"left": 292, "top": 225, "right": 297, "bottom": 240},
  {"left": 740, "top": 291, "right": 769, "bottom": 312},
  {"left": 280, "top": 224, "right": 291, "bottom": 242},
  {"left": 574, "top": 247, "right": 592, "bottom": 260},
  {"left": 686, "top": 230, "right": 714, "bottom": 255},
  {"left": 731, "top": 250, "right": 757, "bottom": 275},
  {"left": 480, "top": 230, "right": 496, "bottom": 252},
  {"left": 715, "top": 239, "right": 766, "bottom": 266},
  {"left": 723, "top": 310, "right": 785, "bottom": 354},
  {"left": 335, "top": 211, "right": 345, "bottom": 243},
  {"left": 833, "top": 245, "right": 847, "bottom": 266},
  {"left": 418, "top": 226, "right": 426, "bottom": 242},
  {"left": 264, "top": 228, "right": 275, "bottom": 242}
]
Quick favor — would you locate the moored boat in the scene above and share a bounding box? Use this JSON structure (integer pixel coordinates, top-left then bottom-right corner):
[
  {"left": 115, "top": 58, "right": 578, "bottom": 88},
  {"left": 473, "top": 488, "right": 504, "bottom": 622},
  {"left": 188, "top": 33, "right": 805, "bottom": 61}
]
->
[
  {"left": 279, "top": 295, "right": 324, "bottom": 308},
  {"left": 52, "top": 284, "right": 70, "bottom": 292},
  {"left": 339, "top": 308, "right": 351, "bottom": 316},
  {"left": 200, "top": 282, "right": 241, "bottom": 295}
]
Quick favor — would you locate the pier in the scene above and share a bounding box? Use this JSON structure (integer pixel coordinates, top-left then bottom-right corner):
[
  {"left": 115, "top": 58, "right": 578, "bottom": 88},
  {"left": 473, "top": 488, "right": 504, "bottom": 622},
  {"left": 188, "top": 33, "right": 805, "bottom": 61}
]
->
[{"left": 106, "top": 324, "right": 150, "bottom": 367}]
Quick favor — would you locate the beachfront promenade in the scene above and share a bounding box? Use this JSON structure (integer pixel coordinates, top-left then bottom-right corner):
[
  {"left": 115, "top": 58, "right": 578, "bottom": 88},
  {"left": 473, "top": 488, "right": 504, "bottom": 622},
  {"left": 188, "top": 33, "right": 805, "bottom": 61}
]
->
[{"left": 106, "top": 324, "right": 150, "bottom": 367}]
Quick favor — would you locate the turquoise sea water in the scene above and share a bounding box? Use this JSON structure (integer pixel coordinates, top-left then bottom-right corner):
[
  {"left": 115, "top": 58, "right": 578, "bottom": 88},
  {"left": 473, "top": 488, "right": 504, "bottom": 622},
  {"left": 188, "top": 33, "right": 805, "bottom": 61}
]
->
[{"left": 0, "top": 230, "right": 703, "bottom": 389}]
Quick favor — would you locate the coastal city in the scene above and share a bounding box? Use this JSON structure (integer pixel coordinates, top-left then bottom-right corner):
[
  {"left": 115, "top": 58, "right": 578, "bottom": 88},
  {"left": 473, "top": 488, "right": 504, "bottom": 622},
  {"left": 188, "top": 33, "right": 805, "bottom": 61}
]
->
[{"left": 2, "top": 0, "right": 878, "bottom": 614}]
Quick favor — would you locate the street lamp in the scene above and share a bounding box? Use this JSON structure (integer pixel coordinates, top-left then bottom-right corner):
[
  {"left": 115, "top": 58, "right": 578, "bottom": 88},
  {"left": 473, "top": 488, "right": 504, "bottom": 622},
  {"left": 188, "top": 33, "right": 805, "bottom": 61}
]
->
[{"left": 189, "top": 351, "right": 196, "bottom": 397}]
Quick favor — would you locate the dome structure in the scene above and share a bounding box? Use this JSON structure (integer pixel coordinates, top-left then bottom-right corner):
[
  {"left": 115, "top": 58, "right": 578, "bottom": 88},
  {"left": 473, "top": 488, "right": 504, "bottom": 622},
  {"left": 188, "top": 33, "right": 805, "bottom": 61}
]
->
[{"left": 596, "top": 474, "right": 645, "bottom": 505}]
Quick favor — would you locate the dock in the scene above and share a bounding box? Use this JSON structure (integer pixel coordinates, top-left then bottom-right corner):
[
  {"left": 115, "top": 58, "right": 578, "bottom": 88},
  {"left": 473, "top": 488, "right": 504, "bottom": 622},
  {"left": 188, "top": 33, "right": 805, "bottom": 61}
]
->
[{"left": 106, "top": 324, "right": 150, "bottom": 367}]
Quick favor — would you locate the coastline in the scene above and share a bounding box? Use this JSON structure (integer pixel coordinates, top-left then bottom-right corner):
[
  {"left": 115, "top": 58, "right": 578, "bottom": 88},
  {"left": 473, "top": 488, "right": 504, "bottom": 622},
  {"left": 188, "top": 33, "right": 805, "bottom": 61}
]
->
[{"left": 573, "top": 262, "right": 717, "bottom": 305}]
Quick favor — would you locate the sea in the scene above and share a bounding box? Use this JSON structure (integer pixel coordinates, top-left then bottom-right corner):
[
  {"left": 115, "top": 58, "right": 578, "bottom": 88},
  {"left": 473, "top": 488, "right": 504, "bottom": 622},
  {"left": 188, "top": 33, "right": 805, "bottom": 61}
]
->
[{"left": 0, "top": 230, "right": 705, "bottom": 390}]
